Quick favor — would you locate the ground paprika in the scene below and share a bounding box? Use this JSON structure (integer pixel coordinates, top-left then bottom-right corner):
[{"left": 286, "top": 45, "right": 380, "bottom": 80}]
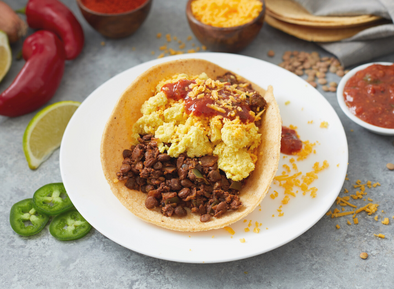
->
[{"left": 81, "top": 0, "right": 148, "bottom": 14}]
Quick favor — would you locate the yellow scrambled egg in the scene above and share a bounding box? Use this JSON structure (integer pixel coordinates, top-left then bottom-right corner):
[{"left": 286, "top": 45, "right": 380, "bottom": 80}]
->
[{"left": 132, "top": 73, "right": 262, "bottom": 181}]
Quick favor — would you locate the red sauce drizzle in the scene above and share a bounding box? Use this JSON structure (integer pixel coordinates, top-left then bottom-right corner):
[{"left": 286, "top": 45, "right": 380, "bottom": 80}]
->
[
  {"left": 281, "top": 126, "right": 302, "bottom": 155},
  {"left": 343, "top": 64, "right": 394, "bottom": 128},
  {"left": 161, "top": 79, "right": 195, "bottom": 101},
  {"left": 161, "top": 79, "right": 254, "bottom": 122}
]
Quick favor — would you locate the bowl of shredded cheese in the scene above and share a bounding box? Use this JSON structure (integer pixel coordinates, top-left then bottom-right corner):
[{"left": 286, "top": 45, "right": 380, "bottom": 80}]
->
[{"left": 186, "top": 0, "right": 266, "bottom": 52}]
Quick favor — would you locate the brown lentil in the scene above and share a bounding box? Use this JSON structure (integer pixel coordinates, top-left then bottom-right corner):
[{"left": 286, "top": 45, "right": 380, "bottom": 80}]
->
[
  {"left": 267, "top": 50, "right": 275, "bottom": 57},
  {"left": 387, "top": 163, "right": 394, "bottom": 170},
  {"left": 328, "top": 86, "right": 337, "bottom": 92},
  {"left": 322, "top": 85, "right": 329, "bottom": 92},
  {"left": 329, "top": 82, "right": 338, "bottom": 87},
  {"left": 336, "top": 70, "right": 345, "bottom": 77},
  {"left": 318, "top": 78, "right": 327, "bottom": 85},
  {"left": 308, "top": 81, "right": 317, "bottom": 88},
  {"left": 360, "top": 252, "right": 368, "bottom": 260}
]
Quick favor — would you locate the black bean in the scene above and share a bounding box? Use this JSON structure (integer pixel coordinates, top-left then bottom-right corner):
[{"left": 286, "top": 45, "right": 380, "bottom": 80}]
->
[
  {"left": 170, "top": 178, "right": 182, "bottom": 191},
  {"left": 120, "top": 164, "right": 131, "bottom": 173},
  {"left": 208, "top": 170, "right": 221, "bottom": 182},
  {"left": 157, "top": 154, "right": 171, "bottom": 162},
  {"left": 143, "top": 134, "right": 153, "bottom": 141},
  {"left": 188, "top": 170, "right": 196, "bottom": 182},
  {"left": 146, "top": 185, "right": 155, "bottom": 192},
  {"left": 123, "top": 149, "right": 132, "bottom": 159},
  {"left": 151, "top": 170, "right": 163, "bottom": 178},
  {"left": 145, "top": 196, "right": 158, "bottom": 209},
  {"left": 178, "top": 168, "right": 188, "bottom": 180},
  {"left": 153, "top": 161, "right": 163, "bottom": 170},
  {"left": 180, "top": 179, "right": 193, "bottom": 187},
  {"left": 122, "top": 158, "right": 131, "bottom": 164},
  {"left": 131, "top": 145, "right": 144, "bottom": 162},
  {"left": 174, "top": 206, "right": 187, "bottom": 217},
  {"left": 135, "top": 161, "right": 143, "bottom": 172},
  {"left": 176, "top": 154, "right": 185, "bottom": 169},
  {"left": 144, "top": 158, "right": 157, "bottom": 168},
  {"left": 125, "top": 178, "right": 138, "bottom": 190},
  {"left": 178, "top": 188, "right": 190, "bottom": 199},
  {"left": 140, "top": 168, "right": 150, "bottom": 179},
  {"left": 199, "top": 204, "right": 207, "bottom": 215},
  {"left": 216, "top": 202, "right": 227, "bottom": 213},
  {"left": 200, "top": 214, "right": 211, "bottom": 222},
  {"left": 200, "top": 155, "right": 217, "bottom": 167},
  {"left": 136, "top": 176, "right": 146, "bottom": 186}
]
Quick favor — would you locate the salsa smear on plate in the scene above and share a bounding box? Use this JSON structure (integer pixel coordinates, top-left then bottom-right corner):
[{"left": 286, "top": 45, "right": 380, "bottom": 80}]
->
[
  {"left": 280, "top": 126, "right": 302, "bottom": 155},
  {"left": 343, "top": 64, "right": 394, "bottom": 128}
]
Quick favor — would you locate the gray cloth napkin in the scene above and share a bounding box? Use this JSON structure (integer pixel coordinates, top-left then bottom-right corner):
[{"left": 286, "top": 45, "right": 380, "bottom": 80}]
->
[{"left": 294, "top": 0, "right": 394, "bottom": 67}]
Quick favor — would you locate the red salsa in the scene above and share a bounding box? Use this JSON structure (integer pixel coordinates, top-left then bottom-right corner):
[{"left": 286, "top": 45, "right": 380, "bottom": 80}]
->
[
  {"left": 281, "top": 126, "right": 302, "bottom": 155},
  {"left": 161, "top": 79, "right": 254, "bottom": 122},
  {"left": 343, "top": 64, "right": 394, "bottom": 128}
]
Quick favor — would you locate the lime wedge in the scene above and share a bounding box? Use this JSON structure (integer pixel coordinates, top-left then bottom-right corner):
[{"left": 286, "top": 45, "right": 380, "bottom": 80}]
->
[
  {"left": 0, "top": 30, "right": 12, "bottom": 82},
  {"left": 23, "top": 101, "right": 81, "bottom": 170}
]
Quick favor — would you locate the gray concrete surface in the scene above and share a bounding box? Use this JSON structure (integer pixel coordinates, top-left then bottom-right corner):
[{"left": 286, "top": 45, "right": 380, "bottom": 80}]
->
[{"left": 1, "top": 0, "right": 394, "bottom": 288}]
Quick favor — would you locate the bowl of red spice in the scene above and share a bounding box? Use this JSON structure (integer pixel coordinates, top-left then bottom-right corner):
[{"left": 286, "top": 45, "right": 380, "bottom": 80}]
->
[{"left": 76, "top": 0, "right": 152, "bottom": 39}]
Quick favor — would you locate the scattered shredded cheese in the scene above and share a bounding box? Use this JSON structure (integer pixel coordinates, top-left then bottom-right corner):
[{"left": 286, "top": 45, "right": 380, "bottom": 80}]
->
[
  {"left": 382, "top": 218, "right": 389, "bottom": 225},
  {"left": 224, "top": 227, "right": 235, "bottom": 235},
  {"left": 320, "top": 121, "right": 329, "bottom": 128}
]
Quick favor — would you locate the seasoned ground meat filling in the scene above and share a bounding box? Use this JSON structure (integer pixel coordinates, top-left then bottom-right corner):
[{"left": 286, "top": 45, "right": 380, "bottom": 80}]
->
[
  {"left": 116, "top": 72, "right": 267, "bottom": 222},
  {"left": 117, "top": 135, "right": 243, "bottom": 222}
]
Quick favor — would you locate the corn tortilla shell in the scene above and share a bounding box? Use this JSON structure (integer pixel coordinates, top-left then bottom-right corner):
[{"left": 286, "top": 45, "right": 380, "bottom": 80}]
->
[
  {"left": 100, "top": 59, "right": 281, "bottom": 232},
  {"left": 265, "top": 14, "right": 387, "bottom": 42},
  {"left": 266, "top": 0, "right": 382, "bottom": 26},
  {"left": 266, "top": 9, "right": 381, "bottom": 29}
]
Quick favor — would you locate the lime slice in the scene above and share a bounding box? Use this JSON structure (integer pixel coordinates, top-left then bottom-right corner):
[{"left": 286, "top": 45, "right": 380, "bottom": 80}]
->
[
  {"left": 0, "top": 30, "right": 12, "bottom": 82},
  {"left": 23, "top": 101, "right": 81, "bottom": 170}
]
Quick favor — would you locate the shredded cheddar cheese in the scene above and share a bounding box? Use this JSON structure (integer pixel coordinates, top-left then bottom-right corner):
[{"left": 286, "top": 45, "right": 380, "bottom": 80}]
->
[
  {"left": 240, "top": 238, "right": 246, "bottom": 243},
  {"left": 374, "top": 234, "right": 385, "bottom": 239},
  {"left": 224, "top": 226, "right": 235, "bottom": 235},
  {"left": 320, "top": 121, "right": 328, "bottom": 128},
  {"left": 191, "top": 0, "right": 263, "bottom": 28},
  {"left": 382, "top": 218, "right": 389, "bottom": 225}
]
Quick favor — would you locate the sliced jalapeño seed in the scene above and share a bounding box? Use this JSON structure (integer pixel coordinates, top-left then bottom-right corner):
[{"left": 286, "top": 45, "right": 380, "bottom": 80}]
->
[
  {"left": 33, "top": 183, "right": 73, "bottom": 216},
  {"left": 10, "top": 199, "right": 49, "bottom": 237}
]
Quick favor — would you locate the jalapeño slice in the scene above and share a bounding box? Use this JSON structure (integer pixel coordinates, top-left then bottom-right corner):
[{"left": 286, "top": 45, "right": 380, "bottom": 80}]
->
[
  {"left": 33, "top": 183, "right": 73, "bottom": 216},
  {"left": 49, "top": 210, "right": 92, "bottom": 241},
  {"left": 10, "top": 199, "right": 49, "bottom": 236}
]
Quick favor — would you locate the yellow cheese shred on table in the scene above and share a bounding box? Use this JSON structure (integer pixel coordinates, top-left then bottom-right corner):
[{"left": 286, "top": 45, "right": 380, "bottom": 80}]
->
[{"left": 191, "top": 0, "right": 263, "bottom": 28}]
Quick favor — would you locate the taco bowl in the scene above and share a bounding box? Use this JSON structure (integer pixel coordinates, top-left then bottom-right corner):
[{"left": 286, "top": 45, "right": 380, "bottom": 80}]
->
[{"left": 100, "top": 58, "right": 281, "bottom": 232}]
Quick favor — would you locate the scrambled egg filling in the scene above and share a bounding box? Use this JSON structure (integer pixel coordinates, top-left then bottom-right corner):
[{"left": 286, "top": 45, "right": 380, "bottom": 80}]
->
[{"left": 132, "top": 73, "right": 263, "bottom": 181}]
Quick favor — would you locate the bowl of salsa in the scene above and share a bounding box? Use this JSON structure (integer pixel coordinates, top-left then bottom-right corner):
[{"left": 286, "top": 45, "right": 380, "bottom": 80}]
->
[{"left": 337, "top": 62, "right": 394, "bottom": 135}]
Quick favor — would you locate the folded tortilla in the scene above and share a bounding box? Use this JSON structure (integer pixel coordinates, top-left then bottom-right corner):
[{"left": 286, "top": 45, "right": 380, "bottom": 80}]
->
[{"left": 101, "top": 59, "right": 281, "bottom": 232}]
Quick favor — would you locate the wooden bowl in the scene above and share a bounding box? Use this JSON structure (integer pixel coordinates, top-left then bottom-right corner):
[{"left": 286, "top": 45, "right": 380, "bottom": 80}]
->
[
  {"left": 76, "top": 0, "right": 152, "bottom": 39},
  {"left": 186, "top": 0, "right": 266, "bottom": 52}
]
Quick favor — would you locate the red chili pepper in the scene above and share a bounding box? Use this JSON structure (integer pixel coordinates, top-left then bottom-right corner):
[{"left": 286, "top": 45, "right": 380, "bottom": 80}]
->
[
  {"left": 0, "top": 31, "right": 65, "bottom": 117},
  {"left": 26, "top": 0, "right": 84, "bottom": 60}
]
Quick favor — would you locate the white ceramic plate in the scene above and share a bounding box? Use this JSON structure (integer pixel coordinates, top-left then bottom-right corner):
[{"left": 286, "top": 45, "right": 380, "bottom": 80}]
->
[
  {"left": 60, "top": 53, "right": 348, "bottom": 263},
  {"left": 337, "top": 62, "right": 394, "bottom": 136}
]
